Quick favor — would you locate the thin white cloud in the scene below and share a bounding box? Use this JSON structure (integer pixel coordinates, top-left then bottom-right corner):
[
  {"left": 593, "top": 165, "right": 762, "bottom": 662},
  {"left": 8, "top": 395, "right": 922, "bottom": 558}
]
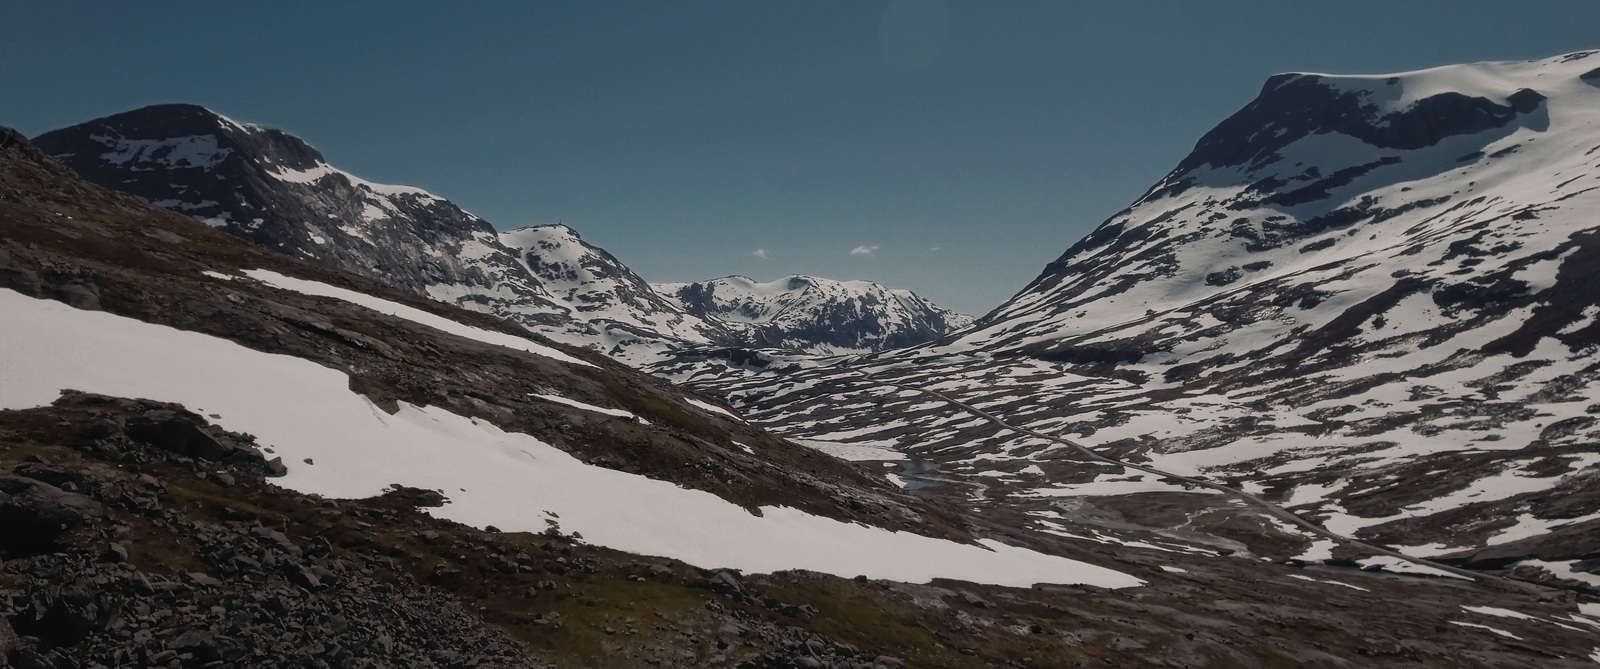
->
[
  {"left": 752, "top": 248, "right": 768, "bottom": 259},
  {"left": 850, "top": 245, "right": 880, "bottom": 256},
  {"left": 929, "top": 246, "right": 941, "bottom": 252}
]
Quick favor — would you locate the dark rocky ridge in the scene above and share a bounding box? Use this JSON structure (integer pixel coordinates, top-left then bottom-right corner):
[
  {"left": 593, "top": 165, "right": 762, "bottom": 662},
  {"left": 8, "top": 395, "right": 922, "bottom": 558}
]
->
[
  {"left": 33, "top": 104, "right": 538, "bottom": 304},
  {"left": 1171, "top": 74, "right": 1544, "bottom": 176},
  {"left": 0, "top": 392, "right": 899, "bottom": 668},
  {"left": 32, "top": 108, "right": 969, "bottom": 362}
]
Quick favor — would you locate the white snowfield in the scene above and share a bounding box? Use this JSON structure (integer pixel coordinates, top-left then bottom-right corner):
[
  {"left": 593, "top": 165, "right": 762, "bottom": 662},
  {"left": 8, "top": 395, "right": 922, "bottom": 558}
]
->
[
  {"left": 92, "top": 134, "right": 234, "bottom": 171},
  {"left": 792, "top": 439, "right": 909, "bottom": 462},
  {"left": 238, "top": 269, "right": 595, "bottom": 368},
  {"left": 268, "top": 161, "right": 440, "bottom": 201},
  {"left": 0, "top": 289, "right": 1141, "bottom": 589}
]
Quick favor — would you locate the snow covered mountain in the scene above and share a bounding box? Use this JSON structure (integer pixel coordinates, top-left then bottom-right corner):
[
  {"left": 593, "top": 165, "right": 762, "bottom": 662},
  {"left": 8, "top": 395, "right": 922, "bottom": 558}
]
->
[
  {"left": 490, "top": 224, "right": 743, "bottom": 358},
  {"left": 30, "top": 105, "right": 698, "bottom": 359},
  {"left": 687, "top": 51, "right": 1600, "bottom": 590},
  {"left": 9, "top": 58, "right": 1600, "bottom": 665},
  {"left": 655, "top": 275, "right": 973, "bottom": 354},
  {"left": 32, "top": 104, "right": 555, "bottom": 309},
  {"left": 31, "top": 107, "right": 967, "bottom": 363}
]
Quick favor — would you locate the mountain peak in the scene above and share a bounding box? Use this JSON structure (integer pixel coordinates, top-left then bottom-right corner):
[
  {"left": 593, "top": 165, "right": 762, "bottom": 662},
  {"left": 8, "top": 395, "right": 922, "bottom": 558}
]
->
[
  {"left": 31, "top": 106, "right": 491, "bottom": 295},
  {"left": 655, "top": 274, "right": 971, "bottom": 353},
  {"left": 994, "top": 48, "right": 1600, "bottom": 347},
  {"left": 71, "top": 103, "right": 242, "bottom": 133},
  {"left": 1152, "top": 51, "right": 1595, "bottom": 193},
  {"left": 501, "top": 223, "right": 583, "bottom": 243},
  {"left": 35, "top": 104, "right": 325, "bottom": 176}
]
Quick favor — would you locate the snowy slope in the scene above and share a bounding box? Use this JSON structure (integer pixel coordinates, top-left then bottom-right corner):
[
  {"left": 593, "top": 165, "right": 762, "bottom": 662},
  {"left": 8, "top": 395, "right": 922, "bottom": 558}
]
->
[
  {"left": 0, "top": 287, "right": 1140, "bottom": 589},
  {"left": 235, "top": 268, "right": 594, "bottom": 368},
  {"left": 686, "top": 51, "right": 1600, "bottom": 585},
  {"left": 656, "top": 275, "right": 973, "bottom": 354},
  {"left": 495, "top": 225, "right": 734, "bottom": 363},
  {"left": 33, "top": 104, "right": 556, "bottom": 309},
  {"left": 30, "top": 106, "right": 718, "bottom": 363}
]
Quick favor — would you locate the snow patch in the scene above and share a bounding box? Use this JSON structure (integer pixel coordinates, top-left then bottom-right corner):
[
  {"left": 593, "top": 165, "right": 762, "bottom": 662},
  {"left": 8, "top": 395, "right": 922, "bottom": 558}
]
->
[
  {"left": 1447, "top": 620, "right": 1522, "bottom": 640},
  {"left": 529, "top": 393, "right": 640, "bottom": 422},
  {"left": 0, "top": 289, "right": 1141, "bottom": 589},
  {"left": 1356, "top": 556, "right": 1472, "bottom": 580},
  {"left": 1462, "top": 605, "right": 1537, "bottom": 621},
  {"left": 791, "top": 439, "right": 908, "bottom": 462},
  {"left": 684, "top": 397, "right": 741, "bottom": 420},
  {"left": 241, "top": 269, "right": 594, "bottom": 368}
]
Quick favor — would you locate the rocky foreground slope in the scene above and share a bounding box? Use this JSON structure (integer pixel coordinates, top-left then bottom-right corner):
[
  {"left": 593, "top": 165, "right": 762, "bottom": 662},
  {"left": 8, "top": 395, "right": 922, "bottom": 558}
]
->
[
  {"left": 681, "top": 52, "right": 1600, "bottom": 602},
  {"left": 31, "top": 107, "right": 967, "bottom": 364}
]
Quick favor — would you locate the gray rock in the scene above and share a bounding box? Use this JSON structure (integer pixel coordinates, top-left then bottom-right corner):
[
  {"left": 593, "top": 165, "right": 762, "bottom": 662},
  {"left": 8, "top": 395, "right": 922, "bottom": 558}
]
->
[
  {"left": 10, "top": 463, "right": 80, "bottom": 488},
  {"left": 0, "top": 475, "right": 104, "bottom": 551},
  {"left": 103, "top": 542, "right": 128, "bottom": 563},
  {"left": 185, "top": 572, "right": 223, "bottom": 588},
  {"left": 126, "top": 411, "right": 238, "bottom": 461},
  {"left": 708, "top": 570, "right": 745, "bottom": 595},
  {"left": 287, "top": 563, "right": 323, "bottom": 591}
]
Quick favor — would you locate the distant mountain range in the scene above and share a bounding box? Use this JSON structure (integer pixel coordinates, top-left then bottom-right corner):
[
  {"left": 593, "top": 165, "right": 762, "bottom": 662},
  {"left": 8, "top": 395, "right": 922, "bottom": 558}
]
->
[
  {"left": 32, "top": 105, "right": 970, "bottom": 364},
  {"left": 655, "top": 275, "right": 972, "bottom": 355}
]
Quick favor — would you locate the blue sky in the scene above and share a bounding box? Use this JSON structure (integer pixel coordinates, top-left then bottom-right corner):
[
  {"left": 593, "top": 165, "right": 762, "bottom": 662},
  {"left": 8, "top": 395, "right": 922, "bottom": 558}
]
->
[{"left": 4, "top": 1, "right": 1598, "bottom": 314}]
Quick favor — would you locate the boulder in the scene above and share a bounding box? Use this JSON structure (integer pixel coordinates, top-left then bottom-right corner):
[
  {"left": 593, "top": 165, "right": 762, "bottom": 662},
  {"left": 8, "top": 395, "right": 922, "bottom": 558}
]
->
[
  {"left": 126, "top": 410, "right": 239, "bottom": 461},
  {"left": 0, "top": 476, "right": 104, "bottom": 553}
]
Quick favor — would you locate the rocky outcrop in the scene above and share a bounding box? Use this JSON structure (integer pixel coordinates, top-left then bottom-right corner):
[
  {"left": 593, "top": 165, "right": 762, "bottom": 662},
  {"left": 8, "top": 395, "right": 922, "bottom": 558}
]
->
[
  {"left": 0, "top": 392, "right": 550, "bottom": 668},
  {"left": 0, "top": 475, "right": 103, "bottom": 555}
]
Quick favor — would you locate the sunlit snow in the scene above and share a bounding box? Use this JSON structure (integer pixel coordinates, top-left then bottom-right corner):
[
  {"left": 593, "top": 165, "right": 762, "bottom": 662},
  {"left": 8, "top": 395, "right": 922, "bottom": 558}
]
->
[
  {"left": 0, "top": 289, "right": 1141, "bottom": 589},
  {"left": 238, "top": 269, "right": 595, "bottom": 368}
]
